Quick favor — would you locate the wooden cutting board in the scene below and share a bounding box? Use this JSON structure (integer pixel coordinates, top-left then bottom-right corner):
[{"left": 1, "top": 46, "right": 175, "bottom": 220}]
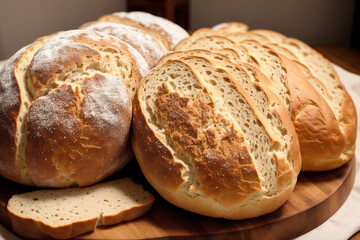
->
[{"left": 0, "top": 156, "right": 355, "bottom": 240}]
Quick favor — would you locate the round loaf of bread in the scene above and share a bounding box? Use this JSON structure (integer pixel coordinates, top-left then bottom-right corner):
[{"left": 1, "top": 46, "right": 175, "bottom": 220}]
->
[
  {"left": 0, "top": 29, "right": 148, "bottom": 187},
  {"left": 132, "top": 52, "right": 301, "bottom": 219}
]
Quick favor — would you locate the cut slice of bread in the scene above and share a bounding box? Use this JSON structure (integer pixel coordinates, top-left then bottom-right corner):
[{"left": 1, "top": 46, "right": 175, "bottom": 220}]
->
[
  {"left": 239, "top": 40, "right": 346, "bottom": 170},
  {"left": 7, "top": 178, "right": 155, "bottom": 239},
  {"left": 132, "top": 53, "right": 300, "bottom": 219},
  {"left": 174, "top": 35, "right": 256, "bottom": 66},
  {"left": 226, "top": 32, "right": 270, "bottom": 44}
]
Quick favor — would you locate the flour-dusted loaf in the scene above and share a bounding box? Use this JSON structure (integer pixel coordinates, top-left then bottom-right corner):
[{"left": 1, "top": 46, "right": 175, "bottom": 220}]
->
[
  {"left": 132, "top": 50, "right": 301, "bottom": 219},
  {"left": 98, "top": 11, "right": 189, "bottom": 51},
  {"left": 7, "top": 178, "right": 155, "bottom": 239},
  {"left": 80, "top": 21, "right": 165, "bottom": 68},
  {"left": 0, "top": 29, "right": 150, "bottom": 187}
]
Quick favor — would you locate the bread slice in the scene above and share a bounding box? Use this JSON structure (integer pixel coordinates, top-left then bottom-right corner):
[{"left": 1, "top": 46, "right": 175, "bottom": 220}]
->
[
  {"left": 212, "top": 22, "right": 249, "bottom": 34},
  {"left": 132, "top": 53, "right": 300, "bottom": 219},
  {"left": 80, "top": 21, "right": 165, "bottom": 68},
  {"left": 7, "top": 178, "right": 155, "bottom": 239},
  {"left": 174, "top": 35, "right": 256, "bottom": 66},
  {"left": 226, "top": 32, "right": 270, "bottom": 44},
  {"left": 249, "top": 29, "right": 287, "bottom": 43},
  {"left": 98, "top": 11, "right": 189, "bottom": 51},
  {"left": 239, "top": 40, "right": 345, "bottom": 170},
  {"left": 252, "top": 29, "right": 357, "bottom": 169}
]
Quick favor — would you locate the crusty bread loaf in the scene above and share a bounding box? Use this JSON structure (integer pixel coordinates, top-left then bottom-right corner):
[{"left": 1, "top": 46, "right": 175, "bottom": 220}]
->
[
  {"left": 98, "top": 11, "right": 189, "bottom": 51},
  {"left": 174, "top": 31, "right": 356, "bottom": 171},
  {"left": 249, "top": 29, "right": 357, "bottom": 170},
  {"left": 80, "top": 21, "right": 165, "bottom": 68},
  {"left": 132, "top": 51, "right": 301, "bottom": 219},
  {"left": 238, "top": 40, "right": 346, "bottom": 170},
  {"left": 7, "top": 178, "right": 155, "bottom": 239},
  {"left": 0, "top": 29, "right": 149, "bottom": 187}
]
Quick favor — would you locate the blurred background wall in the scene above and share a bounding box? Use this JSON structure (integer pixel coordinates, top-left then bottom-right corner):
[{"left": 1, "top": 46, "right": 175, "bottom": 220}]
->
[{"left": 0, "top": 0, "right": 357, "bottom": 60}]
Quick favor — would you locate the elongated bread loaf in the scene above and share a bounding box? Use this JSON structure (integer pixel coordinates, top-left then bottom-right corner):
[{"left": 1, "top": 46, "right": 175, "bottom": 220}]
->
[
  {"left": 7, "top": 178, "right": 155, "bottom": 239},
  {"left": 132, "top": 51, "right": 301, "bottom": 219},
  {"left": 0, "top": 29, "right": 148, "bottom": 187}
]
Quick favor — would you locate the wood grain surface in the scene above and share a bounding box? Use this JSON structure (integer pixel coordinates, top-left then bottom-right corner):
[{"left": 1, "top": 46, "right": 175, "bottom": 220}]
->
[{"left": 0, "top": 156, "right": 355, "bottom": 240}]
